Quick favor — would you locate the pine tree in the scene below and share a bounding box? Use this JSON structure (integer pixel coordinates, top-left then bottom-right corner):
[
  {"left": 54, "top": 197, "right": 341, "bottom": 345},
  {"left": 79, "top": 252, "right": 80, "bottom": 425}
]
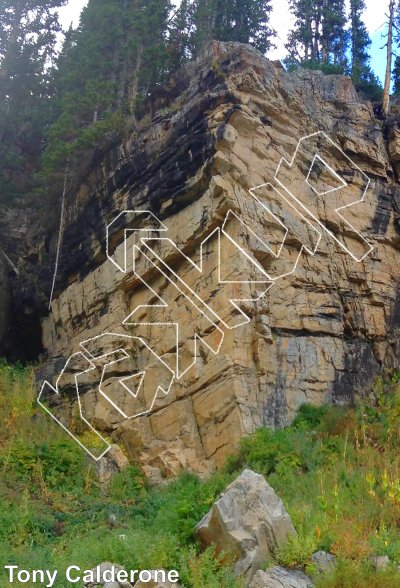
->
[
  {"left": 191, "top": 0, "right": 275, "bottom": 56},
  {"left": 349, "top": 0, "right": 370, "bottom": 72},
  {"left": 393, "top": 54, "right": 400, "bottom": 95},
  {"left": 321, "top": 0, "right": 347, "bottom": 66},
  {"left": 349, "top": 0, "right": 383, "bottom": 101},
  {"left": 0, "top": 0, "right": 66, "bottom": 203},
  {"left": 285, "top": 0, "right": 314, "bottom": 64},
  {"left": 167, "top": 0, "right": 194, "bottom": 71},
  {"left": 285, "top": 0, "right": 347, "bottom": 69},
  {"left": 42, "top": 0, "right": 172, "bottom": 179}
]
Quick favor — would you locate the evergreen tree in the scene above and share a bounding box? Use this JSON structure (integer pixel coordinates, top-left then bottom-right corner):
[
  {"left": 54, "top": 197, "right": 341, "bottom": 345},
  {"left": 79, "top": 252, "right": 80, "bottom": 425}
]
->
[
  {"left": 191, "top": 0, "right": 275, "bottom": 56},
  {"left": 285, "top": 0, "right": 314, "bottom": 64},
  {"left": 167, "top": 0, "right": 194, "bottom": 72},
  {"left": 286, "top": 0, "right": 382, "bottom": 101},
  {"left": 393, "top": 54, "right": 400, "bottom": 95},
  {"left": 0, "top": 0, "right": 66, "bottom": 203},
  {"left": 42, "top": 0, "right": 172, "bottom": 179},
  {"left": 349, "top": 0, "right": 370, "bottom": 73},
  {"left": 285, "top": 0, "right": 347, "bottom": 68},
  {"left": 321, "top": 0, "right": 348, "bottom": 66},
  {"left": 349, "top": 0, "right": 383, "bottom": 101}
]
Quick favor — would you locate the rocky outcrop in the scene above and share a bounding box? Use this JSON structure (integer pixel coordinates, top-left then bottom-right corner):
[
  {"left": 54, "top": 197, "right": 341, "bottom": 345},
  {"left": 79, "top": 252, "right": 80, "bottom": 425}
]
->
[
  {"left": 249, "top": 568, "right": 313, "bottom": 588},
  {"left": 3, "top": 40, "right": 400, "bottom": 470},
  {"left": 195, "top": 469, "right": 296, "bottom": 586}
]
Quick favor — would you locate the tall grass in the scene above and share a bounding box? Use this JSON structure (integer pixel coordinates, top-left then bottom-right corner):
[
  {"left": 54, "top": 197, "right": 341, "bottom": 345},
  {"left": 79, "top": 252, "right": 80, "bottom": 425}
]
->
[{"left": 3, "top": 359, "right": 400, "bottom": 587}]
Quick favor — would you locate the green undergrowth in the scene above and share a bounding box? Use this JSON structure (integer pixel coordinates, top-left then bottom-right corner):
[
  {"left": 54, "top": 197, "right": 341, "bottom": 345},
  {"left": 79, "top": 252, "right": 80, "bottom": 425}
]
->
[{"left": 2, "top": 359, "right": 400, "bottom": 587}]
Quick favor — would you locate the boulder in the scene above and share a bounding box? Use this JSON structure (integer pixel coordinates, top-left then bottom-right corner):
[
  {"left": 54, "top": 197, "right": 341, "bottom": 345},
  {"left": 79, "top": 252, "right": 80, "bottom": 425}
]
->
[
  {"left": 195, "top": 469, "right": 297, "bottom": 586},
  {"left": 370, "top": 555, "right": 390, "bottom": 571},
  {"left": 83, "top": 562, "right": 132, "bottom": 588},
  {"left": 133, "top": 569, "right": 182, "bottom": 587},
  {"left": 94, "top": 445, "right": 129, "bottom": 495},
  {"left": 82, "top": 565, "right": 181, "bottom": 588},
  {"left": 249, "top": 567, "right": 313, "bottom": 588},
  {"left": 310, "top": 551, "right": 336, "bottom": 574},
  {"left": 142, "top": 465, "right": 168, "bottom": 488}
]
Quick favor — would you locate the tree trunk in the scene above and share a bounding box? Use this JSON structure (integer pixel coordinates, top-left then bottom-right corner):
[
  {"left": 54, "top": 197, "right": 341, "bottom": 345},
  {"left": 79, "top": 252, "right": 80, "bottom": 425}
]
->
[
  {"left": 313, "top": 13, "right": 320, "bottom": 62},
  {"left": 306, "top": 12, "right": 312, "bottom": 61},
  {"left": 340, "top": 30, "right": 344, "bottom": 67},
  {"left": 127, "top": 44, "right": 143, "bottom": 113},
  {"left": 383, "top": 0, "right": 395, "bottom": 118},
  {"left": 350, "top": 1, "right": 356, "bottom": 70},
  {"left": 0, "top": 2, "right": 23, "bottom": 104},
  {"left": 321, "top": 0, "right": 329, "bottom": 64}
]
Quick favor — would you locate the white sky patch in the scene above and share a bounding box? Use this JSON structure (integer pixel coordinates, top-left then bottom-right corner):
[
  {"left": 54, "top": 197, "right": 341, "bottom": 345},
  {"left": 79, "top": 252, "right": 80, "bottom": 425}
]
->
[{"left": 58, "top": 0, "right": 88, "bottom": 29}]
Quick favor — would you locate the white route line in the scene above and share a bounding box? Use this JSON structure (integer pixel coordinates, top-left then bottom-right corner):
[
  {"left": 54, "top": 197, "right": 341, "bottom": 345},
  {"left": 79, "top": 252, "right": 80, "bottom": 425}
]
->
[
  {"left": 247, "top": 183, "right": 322, "bottom": 280},
  {"left": 123, "top": 246, "right": 225, "bottom": 379},
  {"left": 38, "top": 333, "right": 175, "bottom": 458},
  {"left": 274, "top": 131, "right": 373, "bottom": 262},
  {"left": 80, "top": 332, "right": 175, "bottom": 419},
  {"left": 48, "top": 163, "right": 69, "bottom": 309},
  {"left": 40, "top": 130, "right": 374, "bottom": 459},
  {"left": 38, "top": 352, "right": 111, "bottom": 461},
  {"left": 106, "top": 210, "right": 168, "bottom": 273}
]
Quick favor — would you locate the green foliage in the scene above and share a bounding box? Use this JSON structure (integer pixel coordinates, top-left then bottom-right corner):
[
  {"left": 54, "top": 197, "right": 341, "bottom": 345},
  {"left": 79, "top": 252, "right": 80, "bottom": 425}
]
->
[
  {"left": 291, "top": 404, "right": 329, "bottom": 430},
  {"left": 191, "top": 0, "right": 275, "bottom": 55},
  {"left": 224, "top": 373, "right": 400, "bottom": 584},
  {"left": 0, "top": 0, "right": 66, "bottom": 205},
  {"left": 349, "top": 0, "right": 370, "bottom": 71},
  {"left": 315, "top": 559, "right": 400, "bottom": 588},
  {"left": 285, "top": 0, "right": 384, "bottom": 105},
  {"left": 179, "top": 545, "right": 242, "bottom": 588},
  {"left": 290, "top": 60, "right": 345, "bottom": 75},
  {"left": 0, "top": 360, "right": 237, "bottom": 587},
  {"left": 276, "top": 530, "right": 317, "bottom": 569},
  {"left": 4, "top": 359, "right": 400, "bottom": 586},
  {"left": 352, "top": 67, "right": 383, "bottom": 102},
  {"left": 392, "top": 54, "right": 400, "bottom": 96}
]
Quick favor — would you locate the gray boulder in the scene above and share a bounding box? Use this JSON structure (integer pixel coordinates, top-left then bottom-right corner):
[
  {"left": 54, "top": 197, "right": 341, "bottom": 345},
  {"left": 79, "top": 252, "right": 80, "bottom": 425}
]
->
[
  {"left": 195, "top": 469, "right": 297, "bottom": 586},
  {"left": 83, "top": 563, "right": 132, "bottom": 588},
  {"left": 133, "top": 569, "right": 182, "bottom": 587},
  {"left": 249, "top": 567, "right": 313, "bottom": 588},
  {"left": 310, "top": 551, "right": 336, "bottom": 574},
  {"left": 370, "top": 555, "right": 390, "bottom": 571}
]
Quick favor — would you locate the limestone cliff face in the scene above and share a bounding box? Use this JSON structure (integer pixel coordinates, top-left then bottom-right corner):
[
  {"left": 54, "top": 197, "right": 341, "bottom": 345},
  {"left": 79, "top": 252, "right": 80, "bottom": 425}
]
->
[{"left": 20, "top": 42, "right": 400, "bottom": 471}]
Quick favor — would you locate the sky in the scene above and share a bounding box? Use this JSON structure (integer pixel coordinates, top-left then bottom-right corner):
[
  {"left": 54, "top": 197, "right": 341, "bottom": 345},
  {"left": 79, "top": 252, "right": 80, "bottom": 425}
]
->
[{"left": 57, "top": 0, "right": 391, "bottom": 85}]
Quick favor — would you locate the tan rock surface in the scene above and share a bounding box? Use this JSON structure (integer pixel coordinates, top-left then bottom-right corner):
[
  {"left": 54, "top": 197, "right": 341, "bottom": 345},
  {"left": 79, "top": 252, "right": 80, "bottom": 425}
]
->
[{"left": 34, "top": 41, "right": 400, "bottom": 471}]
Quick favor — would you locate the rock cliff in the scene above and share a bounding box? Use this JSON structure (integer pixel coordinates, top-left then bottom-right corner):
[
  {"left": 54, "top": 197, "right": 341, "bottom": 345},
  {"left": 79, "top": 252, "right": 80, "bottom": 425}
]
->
[{"left": 4, "top": 41, "right": 400, "bottom": 473}]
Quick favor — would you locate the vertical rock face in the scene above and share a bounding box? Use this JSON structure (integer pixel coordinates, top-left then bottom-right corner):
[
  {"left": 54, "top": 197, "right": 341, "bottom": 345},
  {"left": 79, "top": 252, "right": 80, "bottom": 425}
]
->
[
  {"left": 0, "top": 255, "right": 10, "bottom": 353},
  {"left": 26, "top": 41, "right": 400, "bottom": 470},
  {"left": 0, "top": 207, "right": 48, "bottom": 361}
]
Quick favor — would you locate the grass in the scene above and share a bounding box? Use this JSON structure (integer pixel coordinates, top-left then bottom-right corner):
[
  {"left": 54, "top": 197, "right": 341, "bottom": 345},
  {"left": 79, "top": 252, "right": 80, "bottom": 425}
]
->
[{"left": 2, "top": 359, "right": 400, "bottom": 587}]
